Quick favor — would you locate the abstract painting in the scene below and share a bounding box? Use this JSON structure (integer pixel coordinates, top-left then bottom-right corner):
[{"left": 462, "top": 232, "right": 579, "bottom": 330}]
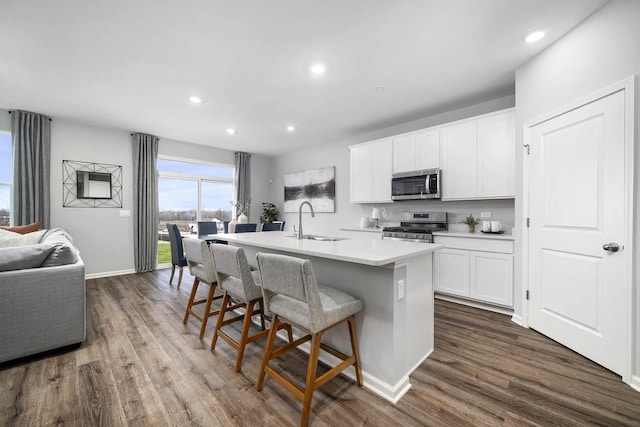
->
[{"left": 284, "top": 166, "right": 335, "bottom": 213}]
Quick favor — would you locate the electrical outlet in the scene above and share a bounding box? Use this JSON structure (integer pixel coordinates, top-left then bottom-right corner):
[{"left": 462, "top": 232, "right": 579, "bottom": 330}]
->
[
  {"left": 480, "top": 211, "right": 492, "bottom": 219},
  {"left": 397, "top": 279, "right": 405, "bottom": 300}
]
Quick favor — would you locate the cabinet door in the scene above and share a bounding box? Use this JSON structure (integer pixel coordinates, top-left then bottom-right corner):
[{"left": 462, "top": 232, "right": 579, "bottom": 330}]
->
[
  {"left": 477, "top": 111, "right": 515, "bottom": 198},
  {"left": 441, "top": 120, "right": 477, "bottom": 200},
  {"left": 470, "top": 252, "right": 513, "bottom": 306},
  {"left": 434, "top": 248, "right": 470, "bottom": 297},
  {"left": 415, "top": 129, "right": 440, "bottom": 170},
  {"left": 350, "top": 145, "right": 372, "bottom": 203},
  {"left": 392, "top": 134, "right": 416, "bottom": 173},
  {"left": 370, "top": 139, "right": 393, "bottom": 202}
]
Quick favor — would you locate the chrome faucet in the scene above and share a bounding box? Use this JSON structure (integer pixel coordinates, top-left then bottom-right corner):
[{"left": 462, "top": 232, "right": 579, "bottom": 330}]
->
[{"left": 297, "top": 201, "right": 315, "bottom": 240}]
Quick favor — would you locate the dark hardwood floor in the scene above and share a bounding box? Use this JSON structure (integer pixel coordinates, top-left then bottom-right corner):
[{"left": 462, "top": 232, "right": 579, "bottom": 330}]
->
[{"left": 1, "top": 269, "right": 639, "bottom": 426}]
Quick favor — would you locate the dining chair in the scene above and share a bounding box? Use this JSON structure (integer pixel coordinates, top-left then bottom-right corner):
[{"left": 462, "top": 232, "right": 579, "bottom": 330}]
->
[
  {"left": 197, "top": 221, "right": 218, "bottom": 236},
  {"left": 166, "top": 223, "right": 187, "bottom": 288},
  {"left": 234, "top": 223, "right": 257, "bottom": 233},
  {"left": 261, "top": 221, "right": 284, "bottom": 231},
  {"left": 255, "top": 252, "right": 363, "bottom": 427},
  {"left": 182, "top": 238, "right": 223, "bottom": 339},
  {"left": 209, "top": 244, "right": 291, "bottom": 372}
]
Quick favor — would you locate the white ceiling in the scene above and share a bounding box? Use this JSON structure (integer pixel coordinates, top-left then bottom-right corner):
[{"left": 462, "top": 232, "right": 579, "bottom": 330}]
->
[{"left": 0, "top": 0, "right": 608, "bottom": 156}]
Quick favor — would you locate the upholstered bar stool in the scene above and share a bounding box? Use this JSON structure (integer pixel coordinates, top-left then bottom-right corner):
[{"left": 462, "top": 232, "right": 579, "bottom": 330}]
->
[
  {"left": 255, "top": 252, "right": 364, "bottom": 427},
  {"left": 182, "top": 238, "right": 223, "bottom": 339},
  {"left": 209, "top": 244, "right": 278, "bottom": 372}
]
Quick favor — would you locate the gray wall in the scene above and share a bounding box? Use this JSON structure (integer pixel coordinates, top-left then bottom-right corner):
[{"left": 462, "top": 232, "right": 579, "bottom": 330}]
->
[
  {"left": 1, "top": 110, "right": 270, "bottom": 276},
  {"left": 515, "top": 0, "right": 640, "bottom": 379},
  {"left": 269, "top": 95, "right": 516, "bottom": 236}
]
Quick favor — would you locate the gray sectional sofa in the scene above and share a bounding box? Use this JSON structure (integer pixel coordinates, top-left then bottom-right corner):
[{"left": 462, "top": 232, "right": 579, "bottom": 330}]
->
[{"left": 0, "top": 228, "right": 86, "bottom": 363}]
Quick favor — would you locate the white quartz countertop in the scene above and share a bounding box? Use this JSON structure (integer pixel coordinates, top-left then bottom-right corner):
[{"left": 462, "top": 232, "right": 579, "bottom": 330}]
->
[
  {"left": 432, "top": 230, "right": 514, "bottom": 241},
  {"left": 212, "top": 231, "right": 442, "bottom": 266}
]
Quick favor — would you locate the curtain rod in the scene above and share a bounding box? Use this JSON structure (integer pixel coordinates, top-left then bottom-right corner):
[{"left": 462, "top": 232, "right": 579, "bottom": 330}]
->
[{"left": 8, "top": 110, "right": 53, "bottom": 121}]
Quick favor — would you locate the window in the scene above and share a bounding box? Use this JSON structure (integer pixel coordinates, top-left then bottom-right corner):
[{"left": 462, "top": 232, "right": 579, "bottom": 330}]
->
[
  {"left": 0, "top": 132, "right": 11, "bottom": 227},
  {"left": 157, "top": 157, "right": 234, "bottom": 264}
]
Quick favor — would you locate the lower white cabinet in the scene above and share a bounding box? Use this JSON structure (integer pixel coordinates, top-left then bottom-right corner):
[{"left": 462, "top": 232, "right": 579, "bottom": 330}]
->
[{"left": 434, "top": 235, "right": 513, "bottom": 307}]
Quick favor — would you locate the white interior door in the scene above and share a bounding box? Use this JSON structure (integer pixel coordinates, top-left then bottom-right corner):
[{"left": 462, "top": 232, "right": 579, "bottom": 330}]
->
[{"left": 527, "top": 89, "right": 628, "bottom": 376}]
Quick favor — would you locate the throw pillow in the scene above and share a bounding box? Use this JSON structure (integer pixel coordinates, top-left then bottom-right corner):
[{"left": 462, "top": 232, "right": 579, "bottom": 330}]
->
[
  {"left": 0, "top": 221, "right": 42, "bottom": 234},
  {"left": 0, "top": 243, "right": 55, "bottom": 271},
  {"left": 0, "top": 230, "right": 48, "bottom": 248}
]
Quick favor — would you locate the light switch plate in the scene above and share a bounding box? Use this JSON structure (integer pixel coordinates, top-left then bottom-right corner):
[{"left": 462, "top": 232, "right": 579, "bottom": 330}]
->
[
  {"left": 119, "top": 210, "right": 131, "bottom": 217},
  {"left": 480, "top": 211, "right": 492, "bottom": 219},
  {"left": 397, "top": 279, "right": 405, "bottom": 300}
]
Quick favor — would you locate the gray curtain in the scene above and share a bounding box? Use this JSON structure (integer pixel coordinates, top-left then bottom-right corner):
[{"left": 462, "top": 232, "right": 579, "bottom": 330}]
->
[
  {"left": 11, "top": 110, "right": 51, "bottom": 228},
  {"left": 132, "top": 133, "right": 159, "bottom": 272},
  {"left": 234, "top": 151, "right": 251, "bottom": 218}
]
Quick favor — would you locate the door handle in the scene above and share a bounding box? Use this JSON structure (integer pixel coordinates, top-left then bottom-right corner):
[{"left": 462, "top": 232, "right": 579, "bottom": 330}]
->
[{"left": 602, "top": 242, "right": 620, "bottom": 252}]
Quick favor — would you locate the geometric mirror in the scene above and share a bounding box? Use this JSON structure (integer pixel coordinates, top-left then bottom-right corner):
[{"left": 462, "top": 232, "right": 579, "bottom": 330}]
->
[{"left": 63, "top": 160, "right": 123, "bottom": 207}]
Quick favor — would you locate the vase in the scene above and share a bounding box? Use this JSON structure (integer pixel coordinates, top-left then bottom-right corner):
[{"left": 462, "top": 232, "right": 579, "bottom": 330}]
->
[
  {"left": 238, "top": 214, "right": 248, "bottom": 224},
  {"left": 468, "top": 225, "right": 476, "bottom": 233},
  {"left": 229, "top": 218, "right": 238, "bottom": 233}
]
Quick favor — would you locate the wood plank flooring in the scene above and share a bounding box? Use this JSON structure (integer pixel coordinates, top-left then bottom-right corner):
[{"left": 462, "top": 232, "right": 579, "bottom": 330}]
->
[{"left": 1, "top": 269, "right": 639, "bottom": 426}]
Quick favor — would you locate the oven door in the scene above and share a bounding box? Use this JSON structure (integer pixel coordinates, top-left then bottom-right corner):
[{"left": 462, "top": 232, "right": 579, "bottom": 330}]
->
[{"left": 391, "top": 169, "right": 439, "bottom": 200}]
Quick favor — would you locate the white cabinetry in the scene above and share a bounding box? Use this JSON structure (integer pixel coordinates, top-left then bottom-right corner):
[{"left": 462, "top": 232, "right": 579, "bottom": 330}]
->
[
  {"left": 349, "top": 139, "right": 393, "bottom": 203},
  {"left": 434, "top": 235, "right": 514, "bottom": 308},
  {"left": 392, "top": 129, "right": 440, "bottom": 173},
  {"left": 441, "top": 109, "right": 515, "bottom": 200}
]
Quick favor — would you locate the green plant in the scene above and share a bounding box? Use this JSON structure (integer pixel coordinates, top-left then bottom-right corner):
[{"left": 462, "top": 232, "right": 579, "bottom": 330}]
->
[
  {"left": 260, "top": 202, "right": 280, "bottom": 223},
  {"left": 460, "top": 214, "right": 480, "bottom": 227}
]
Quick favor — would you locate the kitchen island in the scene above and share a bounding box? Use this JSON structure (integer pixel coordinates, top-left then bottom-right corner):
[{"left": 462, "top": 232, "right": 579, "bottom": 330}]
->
[{"left": 211, "top": 231, "right": 442, "bottom": 402}]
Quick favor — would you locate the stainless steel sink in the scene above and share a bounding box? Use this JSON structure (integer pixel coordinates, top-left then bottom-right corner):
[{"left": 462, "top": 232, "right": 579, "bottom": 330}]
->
[{"left": 286, "top": 234, "right": 348, "bottom": 242}]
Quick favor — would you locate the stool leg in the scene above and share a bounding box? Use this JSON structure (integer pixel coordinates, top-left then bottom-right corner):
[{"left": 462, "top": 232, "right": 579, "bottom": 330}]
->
[
  {"left": 198, "top": 284, "right": 217, "bottom": 339},
  {"left": 301, "top": 332, "right": 322, "bottom": 427},
  {"left": 183, "top": 278, "right": 200, "bottom": 324},
  {"left": 347, "top": 315, "right": 363, "bottom": 386},
  {"left": 169, "top": 265, "right": 176, "bottom": 284},
  {"left": 257, "top": 314, "right": 280, "bottom": 391},
  {"left": 211, "top": 292, "right": 230, "bottom": 350},
  {"left": 235, "top": 299, "right": 256, "bottom": 372},
  {"left": 177, "top": 266, "right": 184, "bottom": 288}
]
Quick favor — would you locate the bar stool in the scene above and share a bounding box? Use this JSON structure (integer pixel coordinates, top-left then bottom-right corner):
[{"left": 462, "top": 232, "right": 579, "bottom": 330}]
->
[
  {"left": 255, "top": 252, "right": 364, "bottom": 427},
  {"left": 182, "top": 239, "right": 223, "bottom": 339},
  {"left": 210, "top": 244, "right": 291, "bottom": 372}
]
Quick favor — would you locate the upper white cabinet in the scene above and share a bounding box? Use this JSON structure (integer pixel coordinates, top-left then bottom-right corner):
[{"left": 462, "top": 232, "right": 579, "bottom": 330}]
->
[
  {"left": 392, "top": 129, "right": 440, "bottom": 173},
  {"left": 441, "top": 109, "right": 515, "bottom": 200},
  {"left": 349, "top": 139, "right": 393, "bottom": 203}
]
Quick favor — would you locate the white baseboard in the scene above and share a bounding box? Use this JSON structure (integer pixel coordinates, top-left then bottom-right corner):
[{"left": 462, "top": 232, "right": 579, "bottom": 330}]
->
[
  {"left": 511, "top": 314, "right": 524, "bottom": 326},
  {"left": 631, "top": 375, "right": 640, "bottom": 392},
  {"left": 435, "top": 293, "right": 514, "bottom": 316},
  {"left": 85, "top": 268, "right": 136, "bottom": 280}
]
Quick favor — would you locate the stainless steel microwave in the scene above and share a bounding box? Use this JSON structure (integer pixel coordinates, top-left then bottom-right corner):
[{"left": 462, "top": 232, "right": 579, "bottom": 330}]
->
[{"left": 391, "top": 169, "right": 440, "bottom": 200}]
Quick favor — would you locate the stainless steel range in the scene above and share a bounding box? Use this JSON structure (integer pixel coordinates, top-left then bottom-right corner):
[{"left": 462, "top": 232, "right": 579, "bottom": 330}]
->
[{"left": 382, "top": 212, "right": 448, "bottom": 243}]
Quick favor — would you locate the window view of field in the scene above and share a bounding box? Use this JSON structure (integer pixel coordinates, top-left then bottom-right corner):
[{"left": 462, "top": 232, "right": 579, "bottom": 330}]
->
[{"left": 157, "top": 158, "right": 234, "bottom": 265}]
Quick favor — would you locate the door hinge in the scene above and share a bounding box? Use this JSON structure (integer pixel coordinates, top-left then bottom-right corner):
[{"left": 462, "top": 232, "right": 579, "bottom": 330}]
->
[
  {"left": 526, "top": 217, "right": 530, "bottom": 227},
  {"left": 523, "top": 144, "right": 530, "bottom": 155},
  {"left": 526, "top": 290, "right": 530, "bottom": 300}
]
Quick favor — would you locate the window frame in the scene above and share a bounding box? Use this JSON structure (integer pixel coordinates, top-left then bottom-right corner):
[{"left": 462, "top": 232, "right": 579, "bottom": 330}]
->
[{"left": 0, "top": 130, "right": 12, "bottom": 227}]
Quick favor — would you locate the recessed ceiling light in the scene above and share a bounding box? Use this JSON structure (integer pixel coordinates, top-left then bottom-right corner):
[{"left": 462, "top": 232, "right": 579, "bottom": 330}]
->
[
  {"left": 226, "top": 128, "right": 237, "bottom": 135},
  {"left": 524, "top": 30, "right": 546, "bottom": 43},
  {"left": 310, "top": 63, "right": 326, "bottom": 75},
  {"left": 286, "top": 125, "right": 296, "bottom": 132},
  {"left": 189, "top": 96, "right": 202, "bottom": 104},
  {"left": 376, "top": 87, "right": 385, "bottom": 92}
]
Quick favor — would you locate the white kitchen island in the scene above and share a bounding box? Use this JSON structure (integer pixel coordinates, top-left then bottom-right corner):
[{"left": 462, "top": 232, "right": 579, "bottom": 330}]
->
[{"left": 211, "top": 231, "right": 442, "bottom": 403}]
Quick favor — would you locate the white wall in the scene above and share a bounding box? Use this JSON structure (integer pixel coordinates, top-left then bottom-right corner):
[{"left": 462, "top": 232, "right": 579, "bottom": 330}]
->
[
  {"left": 269, "top": 96, "right": 516, "bottom": 236},
  {"left": 515, "top": 0, "right": 640, "bottom": 378}
]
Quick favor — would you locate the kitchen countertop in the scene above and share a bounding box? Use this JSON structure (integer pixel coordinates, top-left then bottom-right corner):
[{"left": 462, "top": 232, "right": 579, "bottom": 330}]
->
[
  {"left": 339, "top": 227, "right": 383, "bottom": 233},
  {"left": 212, "top": 231, "right": 442, "bottom": 266},
  {"left": 432, "top": 230, "right": 514, "bottom": 240}
]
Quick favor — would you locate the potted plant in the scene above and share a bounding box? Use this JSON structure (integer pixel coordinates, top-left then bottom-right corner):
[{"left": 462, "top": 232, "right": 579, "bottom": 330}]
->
[
  {"left": 461, "top": 214, "right": 480, "bottom": 233},
  {"left": 260, "top": 202, "right": 280, "bottom": 223}
]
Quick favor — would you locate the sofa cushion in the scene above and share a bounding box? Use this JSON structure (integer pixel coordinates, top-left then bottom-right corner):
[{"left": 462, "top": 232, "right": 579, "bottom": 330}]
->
[
  {"left": 0, "top": 221, "right": 42, "bottom": 234},
  {"left": 40, "top": 228, "right": 79, "bottom": 267},
  {"left": 0, "top": 243, "right": 55, "bottom": 271},
  {"left": 0, "top": 230, "right": 48, "bottom": 248},
  {"left": 0, "top": 229, "right": 20, "bottom": 240}
]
